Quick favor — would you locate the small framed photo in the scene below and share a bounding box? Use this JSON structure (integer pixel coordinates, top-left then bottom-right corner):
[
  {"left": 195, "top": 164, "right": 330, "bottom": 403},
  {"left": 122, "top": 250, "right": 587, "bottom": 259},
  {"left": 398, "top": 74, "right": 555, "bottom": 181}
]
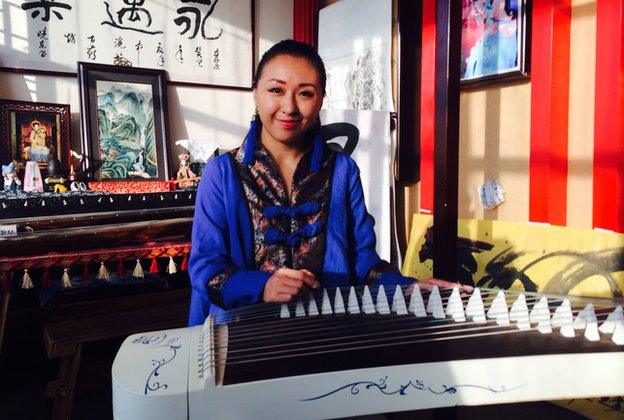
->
[
  {"left": 78, "top": 62, "right": 171, "bottom": 181},
  {"left": 461, "top": 0, "right": 531, "bottom": 87},
  {"left": 0, "top": 99, "right": 71, "bottom": 174}
]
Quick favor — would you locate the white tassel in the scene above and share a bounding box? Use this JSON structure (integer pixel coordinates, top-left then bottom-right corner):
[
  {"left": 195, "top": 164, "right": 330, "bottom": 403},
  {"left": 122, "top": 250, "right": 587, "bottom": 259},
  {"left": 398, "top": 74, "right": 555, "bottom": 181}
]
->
[
  {"left": 61, "top": 268, "right": 72, "bottom": 288},
  {"left": 167, "top": 257, "right": 177, "bottom": 274},
  {"left": 97, "top": 262, "right": 110, "bottom": 281},
  {"left": 21, "top": 269, "right": 34, "bottom": 289},
  {"left": 132, "top": 259, "right": 144, "bottom": 278}
]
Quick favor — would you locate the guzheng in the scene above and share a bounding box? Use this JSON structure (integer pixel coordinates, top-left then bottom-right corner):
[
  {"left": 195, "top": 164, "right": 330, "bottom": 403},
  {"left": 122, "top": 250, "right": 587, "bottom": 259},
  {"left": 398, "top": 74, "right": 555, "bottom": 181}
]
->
[{"left": 112, "top": 285, "right": 624, "bottom": 419}]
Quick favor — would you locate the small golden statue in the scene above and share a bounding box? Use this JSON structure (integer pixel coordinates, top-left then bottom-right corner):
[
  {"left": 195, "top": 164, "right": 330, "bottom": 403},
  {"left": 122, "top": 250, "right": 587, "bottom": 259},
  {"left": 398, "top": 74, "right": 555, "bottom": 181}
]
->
[{"left": 176, "top": 153, "right": 197, "bottom": 189}]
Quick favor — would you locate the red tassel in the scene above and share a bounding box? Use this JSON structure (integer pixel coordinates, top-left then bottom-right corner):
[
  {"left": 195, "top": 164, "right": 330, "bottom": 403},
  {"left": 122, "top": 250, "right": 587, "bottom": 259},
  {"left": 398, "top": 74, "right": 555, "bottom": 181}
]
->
[
  {"left": 180, "top": 254, "right": 189, "bottom": 271},
  {"left": 149, "top": 258, "right": 159, "bottom": 274},
  {"left": 1, "top": 272, "right": 9, "bottom": 294},
  {"left": 82, "top": 263, "right": 90, "bottom": 282},
  {"left": 42, "top": 268, "right": 52, "bottom": 288},
  {"left": 116, "top": 260, "right": 126, "bottom": 277}
]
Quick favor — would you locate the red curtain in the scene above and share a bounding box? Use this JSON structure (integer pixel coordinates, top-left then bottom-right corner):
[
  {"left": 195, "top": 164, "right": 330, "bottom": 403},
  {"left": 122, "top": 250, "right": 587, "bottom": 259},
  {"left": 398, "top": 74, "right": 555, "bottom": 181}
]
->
[{"left": 293, "top": 0, "right": 319, "bottom": 48}]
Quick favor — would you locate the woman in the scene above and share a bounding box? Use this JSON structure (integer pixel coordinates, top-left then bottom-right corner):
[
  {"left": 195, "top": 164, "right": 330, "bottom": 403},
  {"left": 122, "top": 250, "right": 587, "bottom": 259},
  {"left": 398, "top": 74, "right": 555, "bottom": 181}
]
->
[{"left": 188, "top": 40, "right": 413, "bottom": 326}]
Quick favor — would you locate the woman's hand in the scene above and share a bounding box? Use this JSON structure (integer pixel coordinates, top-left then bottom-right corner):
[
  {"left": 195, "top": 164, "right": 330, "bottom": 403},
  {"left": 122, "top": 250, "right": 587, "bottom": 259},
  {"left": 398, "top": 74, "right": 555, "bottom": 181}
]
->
[{"left": 262, "top": 268, "right": 320, "bottom": 303}]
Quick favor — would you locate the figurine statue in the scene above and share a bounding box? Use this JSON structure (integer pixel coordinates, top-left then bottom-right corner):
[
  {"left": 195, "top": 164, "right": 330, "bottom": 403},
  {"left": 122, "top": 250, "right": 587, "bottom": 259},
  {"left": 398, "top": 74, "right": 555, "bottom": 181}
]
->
[
  {"left": 23, "top": 161, "right": 44, "bottom": 192},
  {"left": 2, "top": 161, "right": 22, "bottom": 192},
  {"left": 176, "top": 153, "right": 197, "bottom": 189},
  {"left": 47, "top": 153, "right": 63, "bottom": 177}
]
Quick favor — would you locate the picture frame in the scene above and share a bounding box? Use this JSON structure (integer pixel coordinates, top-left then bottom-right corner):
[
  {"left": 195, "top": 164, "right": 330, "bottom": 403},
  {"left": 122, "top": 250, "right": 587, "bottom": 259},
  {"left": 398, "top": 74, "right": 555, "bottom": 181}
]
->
[
  {"left": 0, "top": 99, "right": 71, "bottom": 175},
  {"left": 78, "top": 62, "right": 171, "bottom": 182},
  {"left": 460, "top": 0, "right": 531, "bottom": 87}
]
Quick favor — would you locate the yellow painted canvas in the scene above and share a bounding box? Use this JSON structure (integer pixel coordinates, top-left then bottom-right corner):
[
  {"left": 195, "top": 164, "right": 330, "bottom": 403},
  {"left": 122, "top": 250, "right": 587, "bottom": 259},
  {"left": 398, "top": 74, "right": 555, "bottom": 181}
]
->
[
  {"left": 403, "top": 215, "right": 624, "bottom": 417},
  {"left": 403, "top": 214, "right": 624, "bottom": 299}
]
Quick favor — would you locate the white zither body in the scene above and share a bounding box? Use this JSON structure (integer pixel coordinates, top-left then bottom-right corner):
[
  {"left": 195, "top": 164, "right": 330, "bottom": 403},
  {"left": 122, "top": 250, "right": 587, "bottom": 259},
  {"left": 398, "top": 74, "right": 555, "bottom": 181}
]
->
[{"left": 112, "top": 287, "right": 624, "bottom": 420}]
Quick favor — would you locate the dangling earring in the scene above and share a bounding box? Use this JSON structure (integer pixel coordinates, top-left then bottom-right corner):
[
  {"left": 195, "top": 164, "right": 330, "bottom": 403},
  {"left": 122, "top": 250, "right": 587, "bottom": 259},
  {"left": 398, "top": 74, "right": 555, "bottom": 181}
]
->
[
  {"left": 310, "top": 119, "right": 325, "bottom": 172},
  {"left": 242, "top": 111, "right": 260, "bottom": 165}
]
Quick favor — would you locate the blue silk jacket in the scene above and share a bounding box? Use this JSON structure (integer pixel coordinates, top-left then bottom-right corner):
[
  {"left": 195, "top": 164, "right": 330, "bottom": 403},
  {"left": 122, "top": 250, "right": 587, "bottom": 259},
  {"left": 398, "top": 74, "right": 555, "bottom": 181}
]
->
[{"left": 188, "top": 145, "right": 411, "bottom": 326}]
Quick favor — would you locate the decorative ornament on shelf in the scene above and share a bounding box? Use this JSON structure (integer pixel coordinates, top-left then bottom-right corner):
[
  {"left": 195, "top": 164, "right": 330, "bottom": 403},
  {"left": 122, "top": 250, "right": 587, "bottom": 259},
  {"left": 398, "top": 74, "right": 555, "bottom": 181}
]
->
[
  {"left": 175, "top": 138, "right": 220, "bottom": 162},
  {"left": 175, "top": 153, "right": 198, "bottom": 189},
  {"left": 175, "top": 138, "right": 220, "bottom": 177},
  {"left": 47, "top": 153, "right": 63, "bottom": 177},
  {"left": 2, "top": 161, "right": 22, "bottom": 192},
  {"left": 23, "top": 161, "right": 44, "bottom": 192}
]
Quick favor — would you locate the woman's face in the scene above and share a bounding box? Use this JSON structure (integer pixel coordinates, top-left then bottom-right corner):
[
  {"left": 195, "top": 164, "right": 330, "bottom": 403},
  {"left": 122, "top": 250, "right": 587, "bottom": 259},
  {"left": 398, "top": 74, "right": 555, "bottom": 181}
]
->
[{"left": 253, "top": 54, "right": 324, "bottom": 147}]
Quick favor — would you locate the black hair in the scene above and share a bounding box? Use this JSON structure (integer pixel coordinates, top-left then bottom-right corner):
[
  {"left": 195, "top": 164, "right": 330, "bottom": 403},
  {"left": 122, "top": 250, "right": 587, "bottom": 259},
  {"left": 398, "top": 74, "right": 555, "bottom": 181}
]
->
[{"left": 252, "top": 39, "right": 326, "bottom": 94}]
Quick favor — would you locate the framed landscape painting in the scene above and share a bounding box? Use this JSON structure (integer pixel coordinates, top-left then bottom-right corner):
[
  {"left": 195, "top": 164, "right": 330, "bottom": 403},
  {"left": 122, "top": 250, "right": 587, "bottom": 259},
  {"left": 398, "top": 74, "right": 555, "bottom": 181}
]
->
[{"left": 78, "top": 62, "right": 171, "bottom": 181}]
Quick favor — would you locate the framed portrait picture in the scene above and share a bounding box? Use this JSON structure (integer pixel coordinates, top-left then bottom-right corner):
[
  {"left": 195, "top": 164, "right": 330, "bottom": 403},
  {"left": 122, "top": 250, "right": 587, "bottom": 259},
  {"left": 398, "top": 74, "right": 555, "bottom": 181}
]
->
[
  {"left": 78, "top": 62, "right": 171, "bottom": 181},
  {"left": 0, "top": 99, "right": 71, "bottom": 174},
  {"left": 460, "top": 0, "right": 531, "bottom": 87}
]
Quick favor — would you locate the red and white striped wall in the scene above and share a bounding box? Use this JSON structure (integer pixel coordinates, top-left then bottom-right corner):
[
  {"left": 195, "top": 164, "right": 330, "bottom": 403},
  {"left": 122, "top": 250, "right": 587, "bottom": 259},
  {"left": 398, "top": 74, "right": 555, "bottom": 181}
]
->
[{"left": 419, "top": 0, "right": 624, "bottom": 234}]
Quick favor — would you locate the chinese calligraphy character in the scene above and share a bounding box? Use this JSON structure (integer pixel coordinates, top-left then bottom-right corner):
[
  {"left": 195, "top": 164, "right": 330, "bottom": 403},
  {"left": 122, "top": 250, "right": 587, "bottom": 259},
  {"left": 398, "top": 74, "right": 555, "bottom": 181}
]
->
[
  {"left": 134, "top": 40, "right": 144, "bottom": 66},
  {"left": 213, "top": 48, "right": 220, "bottom": 70},
  {"left": 37, "top": 27, "right": 48, "bottom": 57},
  {"left": 156, "top": 43, "right": 165, "bottom": 67},
  {"left": 117, "top": 0, "right": 151, "bottom": 24},
  {"left": 86, "top": 35, "right": 96, "bottom": 60},
  {"left": 101, "top": 0, "right": 163, "bottom": 35},
  {"left": 114, "top": 36, "right": 126, "bottom": 49},
  {"left": 174, "top": 0, "right": 223, "bottom": 40},
  {"left": 195, "top": 46, "right": 203, "bottom": 67},
  {"left": 64, "top": 32, "right": 76, "bottom": 44},
  {"left": 175, "top": 45, "right": 184, "bottom": 64},
  {"left": 22, "top": 0, "right": 72, "bottom": 22}
]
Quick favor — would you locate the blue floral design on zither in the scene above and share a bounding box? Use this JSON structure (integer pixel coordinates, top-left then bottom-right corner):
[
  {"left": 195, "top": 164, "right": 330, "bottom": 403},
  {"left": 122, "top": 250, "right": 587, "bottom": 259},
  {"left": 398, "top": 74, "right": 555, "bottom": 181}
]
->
[
  {"left": 132, "top": 334, "right": 182, "bottom": 395},
  {"left": 300, "top": 376, "right": 525, "bottom": 401}
]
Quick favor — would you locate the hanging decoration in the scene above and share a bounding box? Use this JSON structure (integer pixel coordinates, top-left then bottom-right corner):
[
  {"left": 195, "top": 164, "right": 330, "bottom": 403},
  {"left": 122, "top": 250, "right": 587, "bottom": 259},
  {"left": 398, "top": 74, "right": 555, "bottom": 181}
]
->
[
  {"left": 0, "top": 243, "right": 191, "bottom": 290},
  {"left": 21, "top": 269, "right": 34, "bottom": 289},
  {"left": 167, "top": 257, "right": 178, "bottom": 274},
  {"left": 61, "top": 268, "right": 72, "bottom": 288},
  {"left": 133, "top": 259, "right": 145, "bottom": 279},
  {"left": 97, "top": 262, "right": 110, "bottom": 281},
  {"left": 149, "top": 258, "right": 159, "bottom": 274}
]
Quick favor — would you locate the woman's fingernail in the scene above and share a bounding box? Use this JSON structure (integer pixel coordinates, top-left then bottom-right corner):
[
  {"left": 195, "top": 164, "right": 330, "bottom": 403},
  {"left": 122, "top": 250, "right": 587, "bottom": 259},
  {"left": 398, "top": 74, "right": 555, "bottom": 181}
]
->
[{"left": 313, "top": 281, "right": 320, "bottom": 289}]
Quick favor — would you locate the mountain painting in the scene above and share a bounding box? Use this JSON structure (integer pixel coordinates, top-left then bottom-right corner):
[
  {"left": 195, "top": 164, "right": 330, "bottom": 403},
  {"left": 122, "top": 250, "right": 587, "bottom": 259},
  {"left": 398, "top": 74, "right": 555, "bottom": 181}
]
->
[{"left": 96, "top": 81, "right": 158, "bottom": 179}]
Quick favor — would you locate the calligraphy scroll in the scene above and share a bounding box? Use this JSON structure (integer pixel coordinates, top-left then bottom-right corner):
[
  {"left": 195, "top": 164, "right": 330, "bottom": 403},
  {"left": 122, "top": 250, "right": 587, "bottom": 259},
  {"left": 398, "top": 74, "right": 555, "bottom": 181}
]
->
[{"left": 0, "top": 0, "right": 253, "bottom": 88}]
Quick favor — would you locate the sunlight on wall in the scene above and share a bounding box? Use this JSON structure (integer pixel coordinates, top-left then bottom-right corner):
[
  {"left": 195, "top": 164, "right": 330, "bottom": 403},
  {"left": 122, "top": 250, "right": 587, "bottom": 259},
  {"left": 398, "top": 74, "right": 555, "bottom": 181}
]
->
[
  {"left": 23, "top": 74, "right": 37, "bottom": 101},
  {"left": 7, "top": 1, "right": 27, "bottom": 52},
  {"left": 459, "top": 83, "right": 532, "bottom": 222},
  {"left": 0, "top": 5, "right": 4, "bottom": 45},
  {"left": 256, "top": 0, "right": 293, "bottom": 59}
]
